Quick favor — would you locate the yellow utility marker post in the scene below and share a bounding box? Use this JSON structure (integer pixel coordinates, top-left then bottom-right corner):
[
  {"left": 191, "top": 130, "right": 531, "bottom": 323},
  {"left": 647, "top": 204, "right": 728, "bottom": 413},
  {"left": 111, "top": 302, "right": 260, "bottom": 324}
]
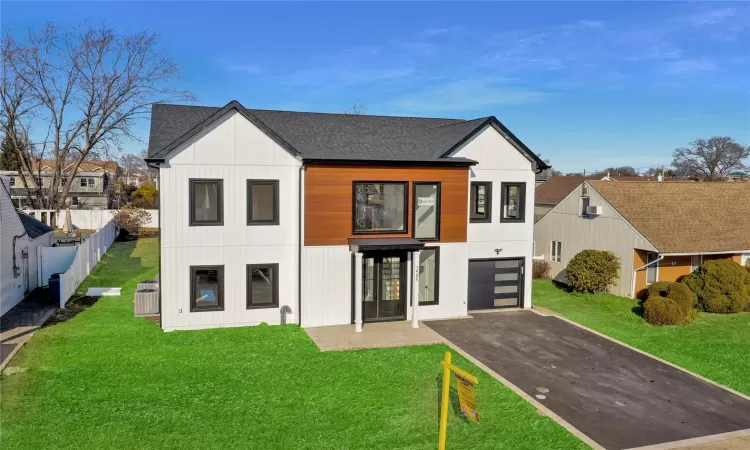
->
[{"left": 438, "top": 351, "right": 479, "bottom": 450}]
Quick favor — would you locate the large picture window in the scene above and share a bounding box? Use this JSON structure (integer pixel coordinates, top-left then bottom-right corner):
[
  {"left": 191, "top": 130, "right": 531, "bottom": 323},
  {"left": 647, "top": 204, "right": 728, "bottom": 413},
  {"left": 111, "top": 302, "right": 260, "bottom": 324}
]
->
[
  {"left": 190, "top": 179, "right": 223, "bottom": 226},
  {"left": 190, "top": 266, "right": 224, "bottom": 312},
  {"left": 353, "top": 182, "right": 408, "bottom": 234},
  {"left": 470, "top": 181, "right": 492, "bottom": 223},
  {"left": 501, "top": 182, "right": 526, "bottom": 222},
  {"left": 247, "top": 180, "right": 279, "bottom": 225},
  {"left": 247, "top": 264, "right": 279, "bottom": 309},
  {"left": 413, "top": 182, "right": 440, "bottom": 240},
  {"left": 418, "top": 248, "right": 439, "bottom": 305}
]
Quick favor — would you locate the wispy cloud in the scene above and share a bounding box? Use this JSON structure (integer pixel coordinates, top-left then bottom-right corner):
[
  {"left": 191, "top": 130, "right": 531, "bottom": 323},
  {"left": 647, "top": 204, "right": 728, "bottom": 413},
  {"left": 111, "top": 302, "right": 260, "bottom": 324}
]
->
[
  {"left": 385, "top": 80, "right": 548, "bottom": 113},
  {"left": 687, "top": 7, "right": 736, "bottom": 26},
  {"left": 224, "top": 64, "right": 261, "bottom": 75},
  {"left": 663, "top": 59, "right": 718, "bottom": 75}
]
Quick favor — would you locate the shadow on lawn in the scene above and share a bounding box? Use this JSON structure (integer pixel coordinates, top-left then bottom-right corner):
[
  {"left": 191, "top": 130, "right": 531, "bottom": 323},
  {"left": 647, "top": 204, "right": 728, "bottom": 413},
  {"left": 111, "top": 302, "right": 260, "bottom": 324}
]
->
[
  {"left": 43, "top": 240, "right": 149, "bottom": 328},
  {"left": 435, "top": 373, "right": 470, "bottom": 427}
]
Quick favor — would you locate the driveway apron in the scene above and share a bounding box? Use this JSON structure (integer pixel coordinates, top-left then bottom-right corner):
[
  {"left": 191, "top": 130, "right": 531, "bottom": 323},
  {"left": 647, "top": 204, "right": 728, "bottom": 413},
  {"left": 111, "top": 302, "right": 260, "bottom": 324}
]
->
[{"left": 426, "top": 311, "right": 750, "bottom": 450}]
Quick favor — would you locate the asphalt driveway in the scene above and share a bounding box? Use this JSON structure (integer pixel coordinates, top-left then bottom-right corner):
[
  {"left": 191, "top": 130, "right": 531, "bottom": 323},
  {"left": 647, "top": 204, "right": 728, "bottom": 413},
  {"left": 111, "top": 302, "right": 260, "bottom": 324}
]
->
[{"left": 426, "top": 311, "right": 750, "bottom": 450}]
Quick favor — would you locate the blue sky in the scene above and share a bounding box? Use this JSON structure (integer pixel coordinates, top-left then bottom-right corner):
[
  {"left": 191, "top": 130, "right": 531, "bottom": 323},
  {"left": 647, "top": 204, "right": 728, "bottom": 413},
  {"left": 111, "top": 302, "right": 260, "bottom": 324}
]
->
[{"left": 3, "top": 1, "right": 749, "bottom": 173}]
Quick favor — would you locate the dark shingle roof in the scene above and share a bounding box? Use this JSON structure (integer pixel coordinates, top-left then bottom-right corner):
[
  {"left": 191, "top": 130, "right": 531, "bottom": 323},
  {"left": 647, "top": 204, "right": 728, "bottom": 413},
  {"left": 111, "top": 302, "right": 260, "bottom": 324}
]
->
[
  {"left": 147, "top": 101, "right": 547, "bottom": 168},
  {"left": 17, "top": 212, "right": 54, "bottom": 239}
]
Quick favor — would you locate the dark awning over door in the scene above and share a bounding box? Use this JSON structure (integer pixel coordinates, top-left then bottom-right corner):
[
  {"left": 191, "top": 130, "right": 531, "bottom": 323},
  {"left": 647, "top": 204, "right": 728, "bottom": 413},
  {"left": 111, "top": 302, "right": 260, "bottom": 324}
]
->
[{"left": 348, "top": 238, "right": 425, "bottom": 253}]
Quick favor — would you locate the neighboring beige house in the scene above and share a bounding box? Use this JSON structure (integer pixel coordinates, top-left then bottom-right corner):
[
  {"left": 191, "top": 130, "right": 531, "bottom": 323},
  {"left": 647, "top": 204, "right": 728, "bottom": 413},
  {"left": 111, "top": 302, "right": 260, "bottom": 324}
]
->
[
  {"left": 1, "top": 160, "right": 119, "bottom": 209},
  {"left": 534, "top": 175, "right": 678, "bottom": 223},
  {"left": 534, "top": 181, "right": 750, "bottom": 298}
]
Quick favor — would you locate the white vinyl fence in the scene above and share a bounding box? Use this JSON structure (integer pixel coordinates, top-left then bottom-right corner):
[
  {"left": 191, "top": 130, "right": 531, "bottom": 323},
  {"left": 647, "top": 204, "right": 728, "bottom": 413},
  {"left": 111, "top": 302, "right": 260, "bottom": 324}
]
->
[
  {"left": 57, "top": 219, "right": 117, "bottom": 308},
  {"left": 23, "top": 209, "right": 158, "bottom": 230},
  {"left": 39, "top": 246, "right": 77, "bottom": 285}
]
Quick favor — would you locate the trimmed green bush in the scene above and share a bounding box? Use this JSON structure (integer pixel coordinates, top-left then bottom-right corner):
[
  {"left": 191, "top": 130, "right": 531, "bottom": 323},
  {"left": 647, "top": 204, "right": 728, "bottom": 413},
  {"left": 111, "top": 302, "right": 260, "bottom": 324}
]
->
[
  {"left": 644, "top": 281, "right": 697, "bottom": 324},
  {"left": 682, "top": 260, "right": 750, "bottom": 313},
  {"left": 643, "top": 296, "right": 683, "bottom": 326},
  {"left": 566, "top": 250, "right": 620, "bottom": 293}
]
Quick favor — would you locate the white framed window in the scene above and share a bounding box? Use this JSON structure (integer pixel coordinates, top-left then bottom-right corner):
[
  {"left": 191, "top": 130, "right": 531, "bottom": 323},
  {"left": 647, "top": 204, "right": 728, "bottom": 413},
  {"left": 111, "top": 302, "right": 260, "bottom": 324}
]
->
[{"left": 550, "top": 241, "right": 562, "bottom": 263}]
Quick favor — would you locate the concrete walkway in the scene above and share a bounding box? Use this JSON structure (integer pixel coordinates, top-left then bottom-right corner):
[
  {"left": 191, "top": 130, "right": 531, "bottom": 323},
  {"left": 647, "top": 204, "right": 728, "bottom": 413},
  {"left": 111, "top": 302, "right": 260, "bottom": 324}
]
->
[
  {"left": 0, "top": 292, "right": 57, "bottom": 371},
  {"left": 426, "top": 311, "right": 750, "bottom": 450},
  {"left": 305, "top": 321, "right": 445, "bottom": 351}
]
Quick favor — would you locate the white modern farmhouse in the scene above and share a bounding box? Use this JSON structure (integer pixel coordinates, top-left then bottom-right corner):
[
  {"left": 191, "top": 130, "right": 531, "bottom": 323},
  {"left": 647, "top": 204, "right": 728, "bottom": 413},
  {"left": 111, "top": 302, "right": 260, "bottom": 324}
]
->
[{"left": 145, "top": 101, "right": 547, "bottom": 332}]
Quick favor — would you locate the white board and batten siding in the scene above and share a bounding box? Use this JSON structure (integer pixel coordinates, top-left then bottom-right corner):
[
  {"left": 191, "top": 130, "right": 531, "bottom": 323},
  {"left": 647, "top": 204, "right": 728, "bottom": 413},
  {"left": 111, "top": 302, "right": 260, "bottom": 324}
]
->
[
  {"left": 300, "top": 242, "right": 469, "bottom": 328},
  {"left": 450, "top": 125, "right": 536, "bottom": 308},
  {"left": 159, "top": 110, "right": 301, "bottom": 331},
  {"left": 533, "top": 182, "right": 656, "bottom": 297},
  {"left": 1, "top": 176, "right": 54, "bottom": 316}
]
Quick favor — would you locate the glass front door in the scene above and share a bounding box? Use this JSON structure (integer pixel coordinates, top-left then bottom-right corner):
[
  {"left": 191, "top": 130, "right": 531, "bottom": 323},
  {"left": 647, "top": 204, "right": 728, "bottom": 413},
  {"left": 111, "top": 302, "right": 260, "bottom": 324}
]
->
[{"left": 362, "top": 253, "right": 406, "bottom": 322}]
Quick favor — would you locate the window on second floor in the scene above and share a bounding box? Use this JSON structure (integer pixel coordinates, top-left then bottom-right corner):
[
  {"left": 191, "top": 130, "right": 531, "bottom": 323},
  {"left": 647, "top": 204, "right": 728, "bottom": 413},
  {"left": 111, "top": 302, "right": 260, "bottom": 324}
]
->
[
  {"left": 190, "top": 179, "right": 223, "bottom": 226},
  {"left": 80, "top": 177, "right": 96, "bottom": 188},
  {"left": 353, "top": 182, "right": 408, "bottom": 234},
  {"left": 247, "top": 180, "right": 279, "bottom": 225},
  {"left": 470, "top": 181, "right": 492, "bottom": 223},
  {"left": 501, "top": 182, "right": 526, "bottom": 222},
  {"left": 413, "top": 182, "right": 440, "bottom": 240},
  {"left": 9, "top": 177, "right": 15, "bottom": 186},
  {"left": 580, "top": 197, "right": 591, "bottom": 216}
]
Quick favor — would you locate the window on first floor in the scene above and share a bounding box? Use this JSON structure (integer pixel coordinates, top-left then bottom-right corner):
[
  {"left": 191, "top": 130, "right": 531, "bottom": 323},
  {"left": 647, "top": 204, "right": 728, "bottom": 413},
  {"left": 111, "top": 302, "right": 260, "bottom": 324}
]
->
[
  {"left": 247, "top": 264, "right": 279, "bottom": 309},
  {"left": 413, "top": 182, "right": 440, "bottom": 240},
  {"left": 353, "top": 182, "right": 408, "bottom": 234},
  {"left": 470, "top": 181, "right": 492, "bottom": 223},
  {"left": 501, "top": 182, "right": 526, "bottom": 222},
  {"left": 646, "top": 253, "right": 659, "bottom": 284},
  {"left": 247, "top": 180, "right": 279, "bottom": 225},
  {"left": 190, "top": 266, "right": 224, "bottom": 312},
  {"left": 190, "top": 179, "right": 223, "bottom": 226},
  {"left": 418, "top": 248, "right": 440, "bottom": 305},
  {"left": 551, "top": 241, "right": 562, "bottom": 263}
]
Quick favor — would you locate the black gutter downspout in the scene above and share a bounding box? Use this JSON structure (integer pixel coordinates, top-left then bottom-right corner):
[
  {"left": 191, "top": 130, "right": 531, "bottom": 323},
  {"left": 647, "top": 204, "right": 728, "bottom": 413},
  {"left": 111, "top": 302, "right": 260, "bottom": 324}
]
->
[{"left": 146, "top": 161, "right": 163, "bottom": 330}]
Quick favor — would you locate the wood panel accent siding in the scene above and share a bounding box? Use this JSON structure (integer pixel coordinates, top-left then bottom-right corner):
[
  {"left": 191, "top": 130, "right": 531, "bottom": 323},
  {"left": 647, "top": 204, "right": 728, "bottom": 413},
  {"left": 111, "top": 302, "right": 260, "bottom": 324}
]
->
[{"left": 304, "top": 165, "right": 469, "bottom": 246}]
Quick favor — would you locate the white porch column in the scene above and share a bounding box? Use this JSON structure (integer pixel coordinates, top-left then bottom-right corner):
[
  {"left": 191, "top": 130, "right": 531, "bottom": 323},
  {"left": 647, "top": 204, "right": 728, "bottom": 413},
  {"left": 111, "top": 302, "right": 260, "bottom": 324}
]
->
[
  {"left": 411, "top": 250, "right": 421, "bottom": 329},
  {"left": 354, "top": 252, "right": 363, "bottom": 332}
]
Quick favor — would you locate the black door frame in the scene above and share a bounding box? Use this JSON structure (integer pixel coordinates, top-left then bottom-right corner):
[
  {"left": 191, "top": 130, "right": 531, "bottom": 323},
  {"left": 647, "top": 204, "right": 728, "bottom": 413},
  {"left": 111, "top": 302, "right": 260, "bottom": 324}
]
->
[
  {"left": 467, "top": 257, "right": 526, "bottom": 311},
  {"left": 351, "top": 251, "right": 408, "bottom": 323}
]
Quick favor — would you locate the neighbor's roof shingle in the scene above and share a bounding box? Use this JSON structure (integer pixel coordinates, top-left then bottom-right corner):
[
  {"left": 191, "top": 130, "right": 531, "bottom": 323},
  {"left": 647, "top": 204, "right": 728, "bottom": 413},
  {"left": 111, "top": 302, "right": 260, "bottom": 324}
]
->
[
  {"left": 535, "top": 176, "right": 598, "bottom": 205},
  {"left": 589, "top": 181, "right": 750, "bottom": 253},
  {"left": 17, "top": 212, "right": 54, "bottom": 239},
  {"left": 536, "top": 175, "right": 681, "bottom": 205}
]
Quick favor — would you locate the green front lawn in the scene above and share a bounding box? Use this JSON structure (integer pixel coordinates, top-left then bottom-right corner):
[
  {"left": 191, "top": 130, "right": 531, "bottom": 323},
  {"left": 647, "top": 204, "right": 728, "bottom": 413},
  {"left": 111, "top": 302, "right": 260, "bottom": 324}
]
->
[
  {"left": 1, "top": 239, "right": 586, "bottom": 450},
  {"left": 533, "top": 280, "right": 750, "bottom": 396}
]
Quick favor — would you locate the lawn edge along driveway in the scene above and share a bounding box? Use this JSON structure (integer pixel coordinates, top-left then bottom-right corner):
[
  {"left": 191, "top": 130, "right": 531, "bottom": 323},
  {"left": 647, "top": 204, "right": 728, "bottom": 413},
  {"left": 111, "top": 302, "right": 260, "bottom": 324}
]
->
[{"left": 0, "top": 239, "right": 588, "bottom": 450}]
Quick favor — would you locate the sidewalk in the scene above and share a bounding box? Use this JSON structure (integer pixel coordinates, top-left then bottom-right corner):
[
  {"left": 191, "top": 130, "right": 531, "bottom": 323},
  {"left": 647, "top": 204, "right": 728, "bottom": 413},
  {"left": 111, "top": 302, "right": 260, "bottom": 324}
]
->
[{"left": 0, "top": 290, "right": 57, "bottom": 371}]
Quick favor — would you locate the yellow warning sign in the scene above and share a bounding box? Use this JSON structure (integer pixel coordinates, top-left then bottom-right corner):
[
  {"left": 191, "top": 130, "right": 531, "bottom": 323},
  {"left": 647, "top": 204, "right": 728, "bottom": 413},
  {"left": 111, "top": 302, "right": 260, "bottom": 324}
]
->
[{"left": 455, "top": 373, "right": 480, "bottom": 423}]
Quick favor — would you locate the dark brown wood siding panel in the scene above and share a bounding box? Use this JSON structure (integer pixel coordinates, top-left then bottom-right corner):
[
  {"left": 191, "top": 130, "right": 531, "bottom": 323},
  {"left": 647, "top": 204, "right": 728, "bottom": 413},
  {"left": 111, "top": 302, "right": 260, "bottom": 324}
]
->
[{"left": 305, "top": 165, "right": 469, "bottom": 246}]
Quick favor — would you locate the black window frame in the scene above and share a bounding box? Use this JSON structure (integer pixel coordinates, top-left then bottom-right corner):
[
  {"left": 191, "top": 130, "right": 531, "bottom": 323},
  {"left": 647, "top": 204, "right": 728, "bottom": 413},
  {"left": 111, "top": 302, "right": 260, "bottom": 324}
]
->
[
  {"left": 500, "top": 182, "right": 526, "bottom": 223},
  {"left": 412, "top": 181, "right": 441, "bottom": 241},
  {"left": 190, "top": 265, "right": 224, "bottom": 312},
  {"left": 417, "top": 246, "right": 440, "bottom": 306},
  {"left": 246, "top": 263, "right": 279, "bottom": 309},
  {"left": 470, "top": 181, "right": 492, "bottom": 223},
  {"left": 189, "top": 178, "right": 224, "bottom": 226},
  {"left": 352, "top": 181, "right": 409, "bottom": 235},
  {"left": 247, "top": 179, "right": 280, "bottom": 226},
  {"left": 9, "top": 177, "right": 15, "bottom": 186}
]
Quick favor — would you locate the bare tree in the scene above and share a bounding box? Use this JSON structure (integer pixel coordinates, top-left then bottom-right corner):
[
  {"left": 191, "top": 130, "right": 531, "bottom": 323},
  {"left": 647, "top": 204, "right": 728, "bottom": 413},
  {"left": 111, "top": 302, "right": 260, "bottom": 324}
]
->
[
  {"left": 537, "top": 156, "right": 563, "bottom": 178},
  {"left": 0, "top": 22, "right": 193, "bottom": 209},
  {"left": 672, "top": 137, "right": 749, "bottom": 181},
  {"left": 342, "top": 102, "right": 368, "bottom": 115}
]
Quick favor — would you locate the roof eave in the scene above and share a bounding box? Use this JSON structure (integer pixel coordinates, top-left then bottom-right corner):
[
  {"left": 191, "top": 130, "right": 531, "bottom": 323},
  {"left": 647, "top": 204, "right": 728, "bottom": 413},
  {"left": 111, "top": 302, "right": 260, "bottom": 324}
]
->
[{"left": 302, "top": 158, "right": 477, "bottom": 167}]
